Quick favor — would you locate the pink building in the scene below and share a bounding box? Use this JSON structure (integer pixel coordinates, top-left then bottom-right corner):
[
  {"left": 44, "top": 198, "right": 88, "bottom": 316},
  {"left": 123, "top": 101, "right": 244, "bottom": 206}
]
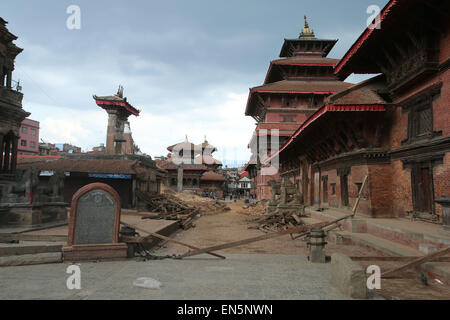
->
[{"left": 18, "top": 118, "right": 39, "bottom": 155}]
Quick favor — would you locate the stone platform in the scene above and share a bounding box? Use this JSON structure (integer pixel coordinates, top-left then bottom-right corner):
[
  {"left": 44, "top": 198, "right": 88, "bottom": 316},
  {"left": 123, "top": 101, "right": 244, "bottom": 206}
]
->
[
  {"left": 0, "top": 214, "right": 179, "bottom": 266},
  {"left": 305, "top": 207, "right": 450, "bottom": 284}
]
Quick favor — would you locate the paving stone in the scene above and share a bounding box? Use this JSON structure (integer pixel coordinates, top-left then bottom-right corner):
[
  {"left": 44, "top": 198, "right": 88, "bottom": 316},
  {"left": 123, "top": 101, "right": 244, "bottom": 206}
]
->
[{"left": 0, "top": 253, "right": 349, "bottom": 299}]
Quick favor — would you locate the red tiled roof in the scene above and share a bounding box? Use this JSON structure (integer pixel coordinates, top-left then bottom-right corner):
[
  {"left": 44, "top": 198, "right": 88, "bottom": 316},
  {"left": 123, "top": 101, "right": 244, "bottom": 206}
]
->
[
  {"left": 266, "top": 104, "right": 387, "bottom": 163},
  {"left": 245, "top": 80, "right": 352, "bottom": 116},
  {"left": 17, "top": 158, "right": 140, "bottom": 174},
  {"left": 240, "top": 171, "right": 249, "bottom": 178},
  {"left": 250, "top": 80, "right": 351, "bottom": 93},
  {"left": 200, "top": 171, "right": 225, "bottom": 182},
  {"left": 326, "top": 75, "right": 388, "bottom": 105},
  {"left": 94, "top": 98, "right": 140, "bottom": 116},
  {"left": 18, "top": 155, "right": 61, "bottom": 163}
]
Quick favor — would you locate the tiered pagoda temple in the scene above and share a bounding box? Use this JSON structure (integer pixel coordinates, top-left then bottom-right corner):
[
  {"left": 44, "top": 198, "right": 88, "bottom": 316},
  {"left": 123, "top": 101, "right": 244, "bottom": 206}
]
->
[
  {"left": 0, "top": 17, "right": 28, "bottom": 175},
  {"left": 160, "top": 136, "right": 224, "bottom": 195},
  {"left": 244, "top": 17, "right": 351, "bottom": 199}
]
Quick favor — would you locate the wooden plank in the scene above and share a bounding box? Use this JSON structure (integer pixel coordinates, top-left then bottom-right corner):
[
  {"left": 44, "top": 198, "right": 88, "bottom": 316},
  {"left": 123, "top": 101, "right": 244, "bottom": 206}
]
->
[
  {"left": 179, "top": 212, "right": 358, "bottom": 259},
  {"left": 121, "top": 211, "right": 160, "bottom": 218},
  {"left": 350, "top": 256, "right": 450, "bottom": 262},
  {"left": 0, "top": 244, "right": 62, "bottom": 257},
  {"left": 381, "top": 246, "right": 450, "bottom": 278},
  {"left": 292, "top": 214, "right": 302, "bottom": 224},
  {"left": 119, "top": 221, "right": 226, "bottom": 259},
  {"left": 0, "top": 234, "right": 67, "bottom": 242},
  {"left": 352, "top": 175, "right": 368, "bottom": 215},
  {"left": 179, "top": 221, "right": 332, "bottom": 259}
]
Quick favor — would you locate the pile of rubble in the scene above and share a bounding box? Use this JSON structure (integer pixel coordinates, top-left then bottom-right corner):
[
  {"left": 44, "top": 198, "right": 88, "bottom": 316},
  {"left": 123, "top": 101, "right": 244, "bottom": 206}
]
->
[
  {"left": 136, "top": 190, "right": 198, "bottom": 229},
  {"left": 240, "top": 200, "right": 268, "bottom": 216},
  {"left": 171, "top": 193, "right": 231, "bottom": 215},
  {"left": 247, "top": 210, "right": 305, "bottom": 233}
]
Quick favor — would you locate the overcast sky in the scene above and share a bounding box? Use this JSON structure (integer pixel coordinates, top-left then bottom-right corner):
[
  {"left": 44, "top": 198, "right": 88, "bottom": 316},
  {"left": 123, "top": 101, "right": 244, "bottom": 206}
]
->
[{"left": 1, "top": 0, "right": 386, "bottom": 167}]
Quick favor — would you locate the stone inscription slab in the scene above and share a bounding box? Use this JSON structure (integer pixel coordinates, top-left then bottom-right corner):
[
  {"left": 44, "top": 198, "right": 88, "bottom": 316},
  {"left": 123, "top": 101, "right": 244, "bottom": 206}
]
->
[{"left": 73, "top": 189, "right": 115, "bottom": 245}]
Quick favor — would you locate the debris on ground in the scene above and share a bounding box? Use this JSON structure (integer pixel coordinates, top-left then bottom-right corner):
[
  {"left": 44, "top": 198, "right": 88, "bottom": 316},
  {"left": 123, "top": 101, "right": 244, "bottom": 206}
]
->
[
  {"left": 238, "top": 200, "right": 268, "bottom": 216},
  {"left": 247, "top": 210, "right": 305, "bottom": 233},
  {"left": 136, "top": 190, "right": 198, "bottom": 229}
]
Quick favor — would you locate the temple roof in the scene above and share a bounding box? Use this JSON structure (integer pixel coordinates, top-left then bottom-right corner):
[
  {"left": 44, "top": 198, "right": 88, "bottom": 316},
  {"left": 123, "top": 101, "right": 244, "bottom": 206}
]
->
[
  {"left": 266, "top": 76, "right": 389, "bottom": 163},
  {"left": 196, "top": 137, "right": 217, "bottom": 153},
  {"left": 326, "top": 75, "right": 388, "bottom": 105},
  {"left": 264, "top": 57, "right": 343, "bottom": 84},
  {"left": 167, "top": 135, "right": 197, "bottom": 153},
  {"left": 250, "top": 80, "right": 351, "bottom": 94},
  {"left": 200, "top": 171, "right": 226, "bottom": 182},
  {"left": 93, "top": 86, "right": 140, "bottom": 116},
  {"left": 245, "top": 80, "right": 351, "bottom": 116},
  {"left": 270, "top": 57, "right": 340, "bottom": 66}
]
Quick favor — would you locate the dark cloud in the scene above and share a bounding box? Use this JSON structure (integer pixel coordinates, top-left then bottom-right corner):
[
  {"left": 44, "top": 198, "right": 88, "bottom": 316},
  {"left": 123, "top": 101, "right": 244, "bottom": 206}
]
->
[{"left": 1, "top": 0, "right": 388, "bottom": 163}]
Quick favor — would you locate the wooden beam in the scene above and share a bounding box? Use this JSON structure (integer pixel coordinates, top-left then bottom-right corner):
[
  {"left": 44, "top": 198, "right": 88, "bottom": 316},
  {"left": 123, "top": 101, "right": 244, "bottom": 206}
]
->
[
  {"left": 381, "top": 246, "right": 450, "bottom": 278},
  {"left": 121, "top": 211, "right": 160, "bottom": 218},
  {"left": 178, "top": 214, "right": 356, "bottom": 259},
  {"left": 352, "top": 175, "right": 368, "bottom": 215},
  {"left": 350, "top": 256, "right": 450, "bottom": 262},
  {"left": 119, "top": 221, "right": 226, "bottom": 259}
]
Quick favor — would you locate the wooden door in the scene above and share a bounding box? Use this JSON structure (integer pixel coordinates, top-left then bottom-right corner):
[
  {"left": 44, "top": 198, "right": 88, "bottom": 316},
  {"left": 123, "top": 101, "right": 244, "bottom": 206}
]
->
[{"left": 340, "top": 175, "right": 349, "bottom": 207}]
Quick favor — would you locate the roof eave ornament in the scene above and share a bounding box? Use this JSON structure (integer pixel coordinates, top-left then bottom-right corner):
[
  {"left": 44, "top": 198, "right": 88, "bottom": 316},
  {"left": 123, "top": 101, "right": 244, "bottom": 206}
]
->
[{"left": 116, "top": 85, "right": 124, "bottom": 98}]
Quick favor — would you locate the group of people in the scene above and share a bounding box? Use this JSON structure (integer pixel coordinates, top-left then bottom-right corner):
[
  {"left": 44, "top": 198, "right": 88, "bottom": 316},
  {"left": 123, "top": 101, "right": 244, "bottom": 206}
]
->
[{"left": 204, "top": 191, "right": 217, "bottom": 199}]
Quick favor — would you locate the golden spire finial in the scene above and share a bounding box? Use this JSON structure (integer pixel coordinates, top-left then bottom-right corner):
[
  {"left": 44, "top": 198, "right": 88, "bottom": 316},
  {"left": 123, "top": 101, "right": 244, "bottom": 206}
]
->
[{"left": 300, "top": 15, "right": 315, "bottom": 39}]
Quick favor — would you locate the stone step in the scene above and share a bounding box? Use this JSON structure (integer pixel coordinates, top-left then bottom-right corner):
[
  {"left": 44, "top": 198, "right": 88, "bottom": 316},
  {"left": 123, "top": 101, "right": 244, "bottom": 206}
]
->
[
  {"left": 332, "top": 231, "right": 423, "bottom": 257},
  {"left": 306, "top": 207, "right": 450, "bottom": 253},
  {"left": 0, "top": 243, "right": 62, "bottom": 257},
  {"left": 0, "top": 252, "right": 62, "bottom": 267}
]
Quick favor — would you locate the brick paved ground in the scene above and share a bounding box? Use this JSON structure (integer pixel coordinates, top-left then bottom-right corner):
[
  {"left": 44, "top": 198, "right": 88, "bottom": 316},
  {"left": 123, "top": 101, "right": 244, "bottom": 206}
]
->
[{"left": 0, "top": 253, "right": 348, "bottom": 300}]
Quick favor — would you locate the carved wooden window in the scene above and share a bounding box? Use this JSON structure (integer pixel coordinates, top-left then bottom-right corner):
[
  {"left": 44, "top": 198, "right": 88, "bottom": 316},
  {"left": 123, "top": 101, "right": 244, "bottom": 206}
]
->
[
  {"left": 404, "top": 83, "right": 442, "bottom": 143},
  {"left": 408, "top": 103, "right": 433, "bottom": 140}
]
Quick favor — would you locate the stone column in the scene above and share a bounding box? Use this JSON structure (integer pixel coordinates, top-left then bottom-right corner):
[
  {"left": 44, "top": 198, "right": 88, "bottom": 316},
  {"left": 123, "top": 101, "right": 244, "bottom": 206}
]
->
[
  {"left": 106, "top": 110, "right": 118, "bottom": 154},
  {"left": 4, "top": 135, "right": 10, "bottom": 171},
  {"left": 10, "top": 135, "right": 18, "bottom": 172},
  {"left": 177, "top": 165, "right": 183, "bottom": 193},
  {"left": 0, "top": 133, "right": 4, "bottom": 171},
  {"left": 6, "top": 69, "right": 12, "bottom": 88}
]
